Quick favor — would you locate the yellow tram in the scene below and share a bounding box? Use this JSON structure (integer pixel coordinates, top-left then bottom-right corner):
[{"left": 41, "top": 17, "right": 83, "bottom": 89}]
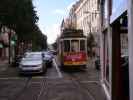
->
[{"left": 58, "top": 29, "right": 88, "bottom": 69}]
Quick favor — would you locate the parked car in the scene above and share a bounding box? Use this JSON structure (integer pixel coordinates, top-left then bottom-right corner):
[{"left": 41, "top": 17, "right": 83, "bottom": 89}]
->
[
  {"left": 95, "top": 56, "right": 100, "bottom": 70},
  {"left": 19, "top": 52, "right": 46, "bottom": 74},
  {"left": 43, "top": 51, "right": 54, "bottom": 67}
]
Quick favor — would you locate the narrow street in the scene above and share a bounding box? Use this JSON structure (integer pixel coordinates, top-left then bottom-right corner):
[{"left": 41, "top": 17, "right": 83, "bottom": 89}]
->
[{"left": 0, "top": 57, "right": 106, "bottom": 100}]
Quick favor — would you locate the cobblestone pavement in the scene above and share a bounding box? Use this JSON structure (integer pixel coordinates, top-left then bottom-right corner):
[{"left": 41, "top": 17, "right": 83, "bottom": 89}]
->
[{"left": 0, "top": 58, "right": 107, "bottom": 100}]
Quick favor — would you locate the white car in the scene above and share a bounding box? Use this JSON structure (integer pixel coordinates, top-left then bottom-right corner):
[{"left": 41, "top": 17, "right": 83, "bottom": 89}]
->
[{"left": 19, "top": 52, "right": 46, "bottom": 74}]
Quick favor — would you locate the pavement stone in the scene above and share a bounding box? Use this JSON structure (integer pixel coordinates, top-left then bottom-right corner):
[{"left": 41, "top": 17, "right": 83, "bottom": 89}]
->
[
  {"left": 80, "top": 82, "right": 107, "bottom": 100},
  {"left": 0, "top": 57, "right": 107, "bottom": 100},
  {"left": 0, "top": 60, "right": 9, "bottom": 72}
]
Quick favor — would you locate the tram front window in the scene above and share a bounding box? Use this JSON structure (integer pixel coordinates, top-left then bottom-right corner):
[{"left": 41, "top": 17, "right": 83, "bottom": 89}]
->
[
  {"left": 71, "top": 40, "right": 79, "bottom": 52},
  {"left": 64, "top": 40, "right": 70, "bottom": 52}
]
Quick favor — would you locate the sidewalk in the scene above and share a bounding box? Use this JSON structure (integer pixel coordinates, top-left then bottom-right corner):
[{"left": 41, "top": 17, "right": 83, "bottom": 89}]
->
[
  {"left": 86, "top": 58, "right": 107, "bottom": 100},
  {"left": 0, "top": 59, "right": 9, "bottom": 72},
  {"left": 54, "top": 56, "right": 106, "bottom": 100}
]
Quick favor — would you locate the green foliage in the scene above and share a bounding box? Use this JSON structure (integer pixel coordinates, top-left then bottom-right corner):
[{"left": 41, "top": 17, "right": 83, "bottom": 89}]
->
[
  {"left": 30, "top": 25, "right": 47, "bottom": 51},
  {"left": 0, "top": 0, "right": 47, "bottom": 51}
]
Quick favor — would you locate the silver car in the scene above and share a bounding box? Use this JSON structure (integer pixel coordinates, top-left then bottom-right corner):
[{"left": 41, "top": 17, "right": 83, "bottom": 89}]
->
[
  {"left": 19, "top": 52, "right": 46, "bottom": 74},
  {"left": 43, "top": 51, "right": 54, "bottom": 67}
]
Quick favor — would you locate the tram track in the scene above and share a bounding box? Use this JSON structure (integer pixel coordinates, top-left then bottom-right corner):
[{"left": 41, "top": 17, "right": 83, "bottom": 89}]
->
[
  {"left": 10, "top": 76, "right": 47, "bottom": 100},
  {"left": 36, "top": 77, "right": 47, "bottom": 100},
  {"left": 10, "top": 76, "right": 32, "bottom": 100}
]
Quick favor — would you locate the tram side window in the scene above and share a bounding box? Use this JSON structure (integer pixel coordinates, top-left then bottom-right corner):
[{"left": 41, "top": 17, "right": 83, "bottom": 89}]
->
[
  {"left": 64, "top": 40, "right": 70, "bottom": 52},
  {"left": 80, "top": 40, "right": 85, "bottom": 51}
]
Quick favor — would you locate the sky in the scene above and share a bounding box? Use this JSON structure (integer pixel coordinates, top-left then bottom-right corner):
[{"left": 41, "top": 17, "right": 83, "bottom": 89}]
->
[{"left": 33, "top": 0, "right": 77, "bottom": 44}]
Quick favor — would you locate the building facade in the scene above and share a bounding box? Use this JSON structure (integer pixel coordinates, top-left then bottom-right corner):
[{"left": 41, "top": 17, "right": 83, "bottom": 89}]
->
[
  {"left": 73, "top": 0, "right": 101, "bottom": 57},
  {"left": 69, "top": 4, "right": 77, "bottom": 29},
  {"left": 100, "top": 0, "right": 133, "bottom": 100},
  {"left": 0, "top": 26, "right": 17, "bottom": 64},
  {"left": 75, "top": 0, "right": 100, "bottom": 35}
]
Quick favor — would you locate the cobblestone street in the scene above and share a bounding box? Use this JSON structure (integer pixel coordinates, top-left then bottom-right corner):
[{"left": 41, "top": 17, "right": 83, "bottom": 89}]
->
[{"left": 0, "top": 58, "right": 107, "bottom": 100}]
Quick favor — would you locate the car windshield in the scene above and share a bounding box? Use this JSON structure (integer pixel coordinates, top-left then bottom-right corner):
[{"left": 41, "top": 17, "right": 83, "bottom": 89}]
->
[
  {"left": 23, "top": 57, "right": 41, "bottom": 61},
  {"left": 23, "top": 54, "right": 42, "bottom": 61},
  {"left": 44, "top": 51, "right": 52, "bottom": 55}
]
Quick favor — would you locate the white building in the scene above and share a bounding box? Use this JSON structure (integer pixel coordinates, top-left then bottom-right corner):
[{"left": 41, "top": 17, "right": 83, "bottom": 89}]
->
[
  {"left": 75, "top": 0, "right": 100, "bottom": 36},
  {"left": 73, "top": 0, "right": 101, "bottom": 56}
]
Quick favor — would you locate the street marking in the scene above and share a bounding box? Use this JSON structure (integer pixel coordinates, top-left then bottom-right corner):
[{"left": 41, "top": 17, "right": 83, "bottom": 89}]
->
[
  {"left": 0, "top": 77, "right": 27, "bottom": 80},
  {"left": 0, "top": 67, "right": 7, "bottom": 71},
  {"left": 102, "top": 83, "right": 110, "bottom": 100},
  {"left": 0, "top": 76, "right": 62, "bottom": 80},
  {"left": 43, "top": 76, "right": 62, "bottom": 79},
  {"left": 32, "top": 76, "right": 62, "bottom": 79},
  {"left": 53, "top": 59, "right": 63, "bottom": 78},
  {"left": 80, "top": 81, "right": 100, "bottom": 84}
]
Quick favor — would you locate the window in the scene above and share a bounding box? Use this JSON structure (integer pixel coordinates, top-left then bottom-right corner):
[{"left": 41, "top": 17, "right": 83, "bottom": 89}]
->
[
  {"left": 71, "top": 40, "right": 79, "bottom": 52},
  {"left": 80, "top": 40, "right": 85, "bottom": 51},
  {"left": 64, "top": 40, "right": 70, "bottom": 52}
]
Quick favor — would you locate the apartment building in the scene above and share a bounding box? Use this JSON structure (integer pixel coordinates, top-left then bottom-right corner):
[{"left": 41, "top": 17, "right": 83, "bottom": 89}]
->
[
  {"left": 60, "top": 1, "right": 79, "bottom": 31},
  {"left": 73, "top": 0, "right": 101, "bottom": 56},
  {"left": 69, "top": 3, "right": 77, "bottom": 29},
  {"left": 75, "top": 0, "right": 100, "bottom": 35}
]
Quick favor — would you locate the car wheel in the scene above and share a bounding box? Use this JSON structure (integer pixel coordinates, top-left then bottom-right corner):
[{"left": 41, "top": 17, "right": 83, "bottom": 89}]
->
[{"left": 46, "top": 62, "right": 52, "bottom": 68}]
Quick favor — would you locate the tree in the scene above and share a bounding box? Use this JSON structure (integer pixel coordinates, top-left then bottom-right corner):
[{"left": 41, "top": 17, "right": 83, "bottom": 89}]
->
[
  {"left": 0, "top": 0, "right": 39, "bottom": 40},
  {"left": 0, "top": 0, "right": 47, "bottom": 51},
  {"left": 30, "top": 25, "right": 47, "bottom": 51}
]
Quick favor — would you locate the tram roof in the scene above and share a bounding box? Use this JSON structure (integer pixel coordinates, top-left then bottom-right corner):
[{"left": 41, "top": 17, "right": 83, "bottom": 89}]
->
[{"left": 60, "top": 29, "right": 86, "bottom": 38}]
